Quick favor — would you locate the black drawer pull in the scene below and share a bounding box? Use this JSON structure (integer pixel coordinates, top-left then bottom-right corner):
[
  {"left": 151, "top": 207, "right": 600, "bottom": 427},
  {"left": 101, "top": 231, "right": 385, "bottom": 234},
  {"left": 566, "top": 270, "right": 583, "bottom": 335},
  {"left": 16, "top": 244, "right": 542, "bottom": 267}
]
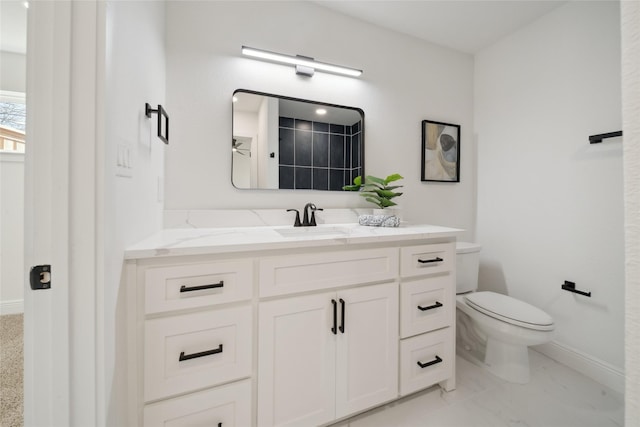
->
[
  {"left": 418, "top": 257, "right": 443, "bottom": 264},
  {"left": 417, "top": 355, "right": 442, "bottom": 368},
  {"left": 417, "top": 301, "right": 443, "bottom": 311},
  {"left": 331, "top": 299, "right": 337, "bottom": 335},
  {"left": 339, "top": 298, "right": 345, "bottom": 333},
  {"left": 179, "top": 344, "right": 223, "bottom": 362},
  {"left": 180, "top": 281, "right": 224, "bottom": 293}
]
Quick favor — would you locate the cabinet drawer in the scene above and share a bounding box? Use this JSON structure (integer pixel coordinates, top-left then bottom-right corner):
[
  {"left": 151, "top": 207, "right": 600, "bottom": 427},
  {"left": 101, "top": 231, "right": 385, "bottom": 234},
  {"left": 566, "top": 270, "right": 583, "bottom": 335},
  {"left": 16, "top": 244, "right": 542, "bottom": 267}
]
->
[
  {"left": 144, "top": 305, "right": 251, "bottom": 402},
  {"left": 400, "top": 328, "right": 454, "bottom": 396},
  {"left": 143, "top": 379, "right": 251, "bottom": 427},
  {"left": 259, "top": 247, "right": 399, "bottom": 297},
  {"left": 144, "top": 260, "right": 252, "bottom": 315},
  {"left": 400, "top": 243, "right": 454, "bottom": 278},
  {"left": 400, "top": 275, "right": 454, "bottom": 338}
]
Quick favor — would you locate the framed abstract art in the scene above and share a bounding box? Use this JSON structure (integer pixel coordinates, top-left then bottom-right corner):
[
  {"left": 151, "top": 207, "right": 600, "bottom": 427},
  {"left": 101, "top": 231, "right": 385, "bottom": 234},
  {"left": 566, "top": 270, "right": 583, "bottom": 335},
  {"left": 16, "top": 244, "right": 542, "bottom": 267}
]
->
[{"left": 421, "top": 120, "right": 460, "bottom": 182}]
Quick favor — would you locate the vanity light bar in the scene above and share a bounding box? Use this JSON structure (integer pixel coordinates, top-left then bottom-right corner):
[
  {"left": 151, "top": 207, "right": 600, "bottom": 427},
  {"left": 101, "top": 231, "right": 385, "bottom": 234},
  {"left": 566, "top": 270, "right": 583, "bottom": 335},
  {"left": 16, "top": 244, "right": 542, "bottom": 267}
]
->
[{"left": 241, "top": 46, "right": 363, "bottom": 78}]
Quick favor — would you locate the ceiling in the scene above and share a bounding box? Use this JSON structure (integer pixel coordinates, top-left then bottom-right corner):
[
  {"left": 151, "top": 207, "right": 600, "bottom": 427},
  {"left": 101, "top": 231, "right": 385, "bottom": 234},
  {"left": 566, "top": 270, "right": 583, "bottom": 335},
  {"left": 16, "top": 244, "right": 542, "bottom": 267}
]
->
[
  {"left": 314, "top": 0, "right": 568, "bottom": 54},
  {"left": 1, "top": 1, "right": 570, "bottom": 57}
]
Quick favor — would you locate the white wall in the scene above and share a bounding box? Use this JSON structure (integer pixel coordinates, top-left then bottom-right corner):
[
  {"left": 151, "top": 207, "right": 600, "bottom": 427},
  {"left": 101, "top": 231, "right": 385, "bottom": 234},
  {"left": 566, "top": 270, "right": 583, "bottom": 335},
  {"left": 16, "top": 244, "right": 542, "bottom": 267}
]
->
[
  {"left": 622, "top": 0, "right": 640, "bottom": 423},
  {"left": 103, "top": 1, "right": 165, "bottom": 424},
  {"left": 0, "top": 152, "right": 24, "bottom": 314},
  {"left": 0, "top": 51, "right": 26, "bottom": 93},
  {"left": 232, "top": 111, "right": 258, "bottom": 188},
  {"left": 0, "top": 38, "right": 26, "bottom": 317},
  {"left": 165, "top": 1, "right": 476, "bottom": 238},
  {"left": 258, "top": 96, "right": 279, "bottom": 189},
  {"left": 475, "top": 0, "right": 624, "bottom": 376}
]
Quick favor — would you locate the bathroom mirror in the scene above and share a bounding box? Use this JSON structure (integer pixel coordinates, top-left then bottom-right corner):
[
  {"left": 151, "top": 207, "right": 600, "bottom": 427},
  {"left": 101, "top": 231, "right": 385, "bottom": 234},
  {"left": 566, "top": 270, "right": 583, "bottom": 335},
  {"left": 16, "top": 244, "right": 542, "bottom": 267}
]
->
[{"left": 232, "top": 89, "right": 364, "bottom": 190}]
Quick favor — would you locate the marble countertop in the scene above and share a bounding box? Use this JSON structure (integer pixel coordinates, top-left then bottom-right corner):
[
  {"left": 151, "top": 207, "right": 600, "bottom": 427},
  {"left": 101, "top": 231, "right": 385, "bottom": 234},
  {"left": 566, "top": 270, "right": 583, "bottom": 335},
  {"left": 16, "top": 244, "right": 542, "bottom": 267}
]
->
[{"left": 125, "top": 223, "right": 463, "bottom": 259}]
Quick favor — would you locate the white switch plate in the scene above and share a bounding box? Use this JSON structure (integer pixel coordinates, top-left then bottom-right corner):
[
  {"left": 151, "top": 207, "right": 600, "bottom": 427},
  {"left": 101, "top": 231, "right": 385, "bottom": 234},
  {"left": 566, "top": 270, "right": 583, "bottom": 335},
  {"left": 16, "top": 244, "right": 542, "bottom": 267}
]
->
[{"left": 116, "top": 143, "right": 133, "bottom": 178}]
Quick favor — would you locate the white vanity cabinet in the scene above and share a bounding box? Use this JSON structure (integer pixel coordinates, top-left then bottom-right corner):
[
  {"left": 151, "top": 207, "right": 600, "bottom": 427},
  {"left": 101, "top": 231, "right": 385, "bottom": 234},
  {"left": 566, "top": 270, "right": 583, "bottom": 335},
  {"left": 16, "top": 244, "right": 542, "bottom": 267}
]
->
[
  {"left": 125, "top": 223, "right": 460, "bottom": 426},
  {"left": 257, "top": 282, "right": 398, "bottom": 427}
]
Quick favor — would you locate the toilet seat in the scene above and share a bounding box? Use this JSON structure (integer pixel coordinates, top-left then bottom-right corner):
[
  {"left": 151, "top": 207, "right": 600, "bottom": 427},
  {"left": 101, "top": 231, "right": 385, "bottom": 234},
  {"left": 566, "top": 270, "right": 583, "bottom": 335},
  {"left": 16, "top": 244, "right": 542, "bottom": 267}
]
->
[{"left": 464, "top": 291, "right": 554, "bottom": 331}]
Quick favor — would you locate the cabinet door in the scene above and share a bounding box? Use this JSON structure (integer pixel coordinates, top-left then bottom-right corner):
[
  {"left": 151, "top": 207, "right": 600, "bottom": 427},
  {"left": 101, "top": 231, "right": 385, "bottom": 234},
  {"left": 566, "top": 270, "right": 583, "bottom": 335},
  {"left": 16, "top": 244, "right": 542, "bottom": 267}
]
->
[
  {"left": 335, "top": 282, "right": 399, "bottom": 418},
  {"left": 258, "top": 293, "right": 336, "bottom": 427}
]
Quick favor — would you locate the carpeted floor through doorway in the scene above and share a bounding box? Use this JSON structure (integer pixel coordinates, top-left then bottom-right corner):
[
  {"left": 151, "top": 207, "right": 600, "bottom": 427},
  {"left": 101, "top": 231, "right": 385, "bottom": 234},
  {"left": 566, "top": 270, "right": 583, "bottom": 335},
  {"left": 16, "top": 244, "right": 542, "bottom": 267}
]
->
[{"left": 0, "top": 314, "right": 23, "bottom": 427}]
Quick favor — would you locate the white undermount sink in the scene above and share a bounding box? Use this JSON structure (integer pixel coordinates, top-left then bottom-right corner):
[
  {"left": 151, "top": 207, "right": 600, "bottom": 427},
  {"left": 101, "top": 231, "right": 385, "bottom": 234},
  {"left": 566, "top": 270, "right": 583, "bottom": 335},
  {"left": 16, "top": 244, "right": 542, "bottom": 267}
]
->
[{"left": 275, "top": 226, "right": 349, "bottom": 238}]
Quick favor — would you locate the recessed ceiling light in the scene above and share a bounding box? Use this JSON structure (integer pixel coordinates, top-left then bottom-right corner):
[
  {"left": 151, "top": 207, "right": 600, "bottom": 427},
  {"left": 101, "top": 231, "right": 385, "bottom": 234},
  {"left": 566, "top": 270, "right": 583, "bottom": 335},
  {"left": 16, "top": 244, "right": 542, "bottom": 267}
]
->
[
  {"left": 316, "top": 108, "right": 327, "bottom": 115},
  {"left": 23, "top": 1, "right": 29, "bottom": 8}
]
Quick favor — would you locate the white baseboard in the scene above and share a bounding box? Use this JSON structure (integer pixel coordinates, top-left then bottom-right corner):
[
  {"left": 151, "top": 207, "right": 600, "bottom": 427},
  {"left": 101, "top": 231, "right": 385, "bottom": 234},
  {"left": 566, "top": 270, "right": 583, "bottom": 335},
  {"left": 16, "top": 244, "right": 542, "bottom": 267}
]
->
[
  {"left": 0, "top": 299, "right": 24, "bottom": 315},
  {"left": 534, "top": 341, "right": 624, "bottom": 394}
]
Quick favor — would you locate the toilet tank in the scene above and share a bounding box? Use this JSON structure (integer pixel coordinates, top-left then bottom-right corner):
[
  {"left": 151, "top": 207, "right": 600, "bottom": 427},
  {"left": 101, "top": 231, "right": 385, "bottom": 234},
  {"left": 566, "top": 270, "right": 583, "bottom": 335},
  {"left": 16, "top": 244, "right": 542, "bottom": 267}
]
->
[{"left": 456, "top": 242, "right": 482, "bottom": 294}]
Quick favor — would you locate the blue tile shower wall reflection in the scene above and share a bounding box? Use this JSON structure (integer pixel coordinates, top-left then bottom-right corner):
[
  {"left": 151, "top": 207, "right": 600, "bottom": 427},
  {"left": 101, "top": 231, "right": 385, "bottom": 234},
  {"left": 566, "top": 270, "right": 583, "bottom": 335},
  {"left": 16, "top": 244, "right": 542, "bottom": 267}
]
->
[{"left": 279, "top": 117, "right": 362, "bottom": 190}]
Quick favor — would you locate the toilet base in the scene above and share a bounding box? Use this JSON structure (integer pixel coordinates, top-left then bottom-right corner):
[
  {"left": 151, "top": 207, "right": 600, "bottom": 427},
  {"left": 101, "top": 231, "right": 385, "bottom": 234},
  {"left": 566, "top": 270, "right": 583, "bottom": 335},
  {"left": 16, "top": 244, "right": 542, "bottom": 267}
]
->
[
  {"left": 484, "top": 337, "right": 530, "bottom": 384},
  {"left": 456, "top": 306, "right": 540, "bottom": 384}
]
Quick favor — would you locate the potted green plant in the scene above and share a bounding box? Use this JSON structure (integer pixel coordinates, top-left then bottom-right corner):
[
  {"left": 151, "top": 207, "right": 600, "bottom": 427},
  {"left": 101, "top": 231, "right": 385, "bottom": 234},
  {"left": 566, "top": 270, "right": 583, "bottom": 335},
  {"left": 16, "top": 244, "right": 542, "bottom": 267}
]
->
[{"left": 343, "top": 173, "right": 404, "bottom": 209}]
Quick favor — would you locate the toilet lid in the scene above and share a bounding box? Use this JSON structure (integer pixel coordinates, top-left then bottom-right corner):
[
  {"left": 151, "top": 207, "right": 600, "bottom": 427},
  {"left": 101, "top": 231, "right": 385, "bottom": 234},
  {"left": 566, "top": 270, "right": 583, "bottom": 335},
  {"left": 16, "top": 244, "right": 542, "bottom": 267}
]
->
[{"left": 464, "top": 292, "right": 555, "bottom": 331}]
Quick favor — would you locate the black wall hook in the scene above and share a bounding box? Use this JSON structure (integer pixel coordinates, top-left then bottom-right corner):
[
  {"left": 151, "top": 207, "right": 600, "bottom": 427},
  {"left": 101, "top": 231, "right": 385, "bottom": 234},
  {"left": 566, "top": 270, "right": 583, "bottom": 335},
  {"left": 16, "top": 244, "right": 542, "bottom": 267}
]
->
[{"left": 145, "top": 103, "right": 169, "bottom": 144}]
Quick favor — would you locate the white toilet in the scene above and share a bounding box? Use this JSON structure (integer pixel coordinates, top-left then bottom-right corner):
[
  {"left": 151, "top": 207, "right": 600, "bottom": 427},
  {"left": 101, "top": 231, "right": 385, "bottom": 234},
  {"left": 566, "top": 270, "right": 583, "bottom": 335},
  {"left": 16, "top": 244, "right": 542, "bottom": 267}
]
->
[{"left": 455, "top": 242, "right": 554, "bottom": 384}]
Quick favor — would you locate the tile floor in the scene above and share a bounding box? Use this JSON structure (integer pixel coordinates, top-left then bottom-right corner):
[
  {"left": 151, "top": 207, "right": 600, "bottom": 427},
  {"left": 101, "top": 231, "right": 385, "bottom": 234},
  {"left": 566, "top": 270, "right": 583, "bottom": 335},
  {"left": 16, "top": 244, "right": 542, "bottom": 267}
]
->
[{"left": 336, "top": 350, "right": 624, "bottom": 427}]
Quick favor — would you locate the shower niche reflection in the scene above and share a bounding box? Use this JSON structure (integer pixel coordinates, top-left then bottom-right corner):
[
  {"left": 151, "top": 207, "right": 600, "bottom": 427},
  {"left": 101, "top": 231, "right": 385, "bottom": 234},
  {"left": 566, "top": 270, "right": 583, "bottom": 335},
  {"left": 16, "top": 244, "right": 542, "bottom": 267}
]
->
[{"left": 232, "top": 90, "right": 364, "bottom": 190}]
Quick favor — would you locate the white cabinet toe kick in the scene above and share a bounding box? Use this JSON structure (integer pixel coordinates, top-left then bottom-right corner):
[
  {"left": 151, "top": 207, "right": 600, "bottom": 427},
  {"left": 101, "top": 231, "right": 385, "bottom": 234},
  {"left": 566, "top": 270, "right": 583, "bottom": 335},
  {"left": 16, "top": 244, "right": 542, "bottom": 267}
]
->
[{"left": 125, "top": 225, "right": 459, "bottom": 426}]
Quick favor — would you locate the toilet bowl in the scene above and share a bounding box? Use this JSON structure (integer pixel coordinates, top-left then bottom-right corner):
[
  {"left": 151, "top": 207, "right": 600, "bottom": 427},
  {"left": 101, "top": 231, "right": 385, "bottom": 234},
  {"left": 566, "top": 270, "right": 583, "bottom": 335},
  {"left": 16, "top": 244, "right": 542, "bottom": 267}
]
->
[{"left": 456, "top": 243, "right": 554, "bottom": 384}]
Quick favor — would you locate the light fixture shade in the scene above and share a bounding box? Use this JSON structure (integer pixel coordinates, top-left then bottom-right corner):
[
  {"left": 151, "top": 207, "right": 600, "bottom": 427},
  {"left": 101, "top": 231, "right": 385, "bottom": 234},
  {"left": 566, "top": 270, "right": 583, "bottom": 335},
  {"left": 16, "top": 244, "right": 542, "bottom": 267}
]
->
[{"left": 241, "top": 46, "right": 362, "bottom": 77}]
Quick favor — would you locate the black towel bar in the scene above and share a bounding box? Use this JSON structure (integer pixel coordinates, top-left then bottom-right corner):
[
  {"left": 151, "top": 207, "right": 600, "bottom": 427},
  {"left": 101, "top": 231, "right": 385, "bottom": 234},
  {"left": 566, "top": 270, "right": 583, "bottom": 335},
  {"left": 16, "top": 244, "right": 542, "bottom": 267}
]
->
[
  {"left": 145, "top": 103, "right": 169, "bottom": 144},
  {"left": 561, "top": 281, "right": 591, "bottom": 297},
  {"left": 589, "top": 130, "right": 622, "bottom": 144}
]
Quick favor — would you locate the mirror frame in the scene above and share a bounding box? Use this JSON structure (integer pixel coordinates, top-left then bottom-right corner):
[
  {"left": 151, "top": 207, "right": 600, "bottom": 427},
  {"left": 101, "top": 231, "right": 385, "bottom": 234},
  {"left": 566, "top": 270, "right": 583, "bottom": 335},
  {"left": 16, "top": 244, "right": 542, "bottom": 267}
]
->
[{"left": 232, "top": 89, "right": 365, "bottom": 191}]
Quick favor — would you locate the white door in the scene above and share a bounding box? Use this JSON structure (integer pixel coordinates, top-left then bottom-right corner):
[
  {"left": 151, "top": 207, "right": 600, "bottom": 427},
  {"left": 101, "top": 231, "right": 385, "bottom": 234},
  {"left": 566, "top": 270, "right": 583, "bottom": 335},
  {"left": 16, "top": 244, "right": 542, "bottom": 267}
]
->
[
  {"left": 335, "top": 282, "right": 399, "bottom": 418},
  {"left": 257, "top": 292, "right": 336, "bottom": 427},
  {"left": 24, "top": 2, "right": 100, "bottom": 425}
]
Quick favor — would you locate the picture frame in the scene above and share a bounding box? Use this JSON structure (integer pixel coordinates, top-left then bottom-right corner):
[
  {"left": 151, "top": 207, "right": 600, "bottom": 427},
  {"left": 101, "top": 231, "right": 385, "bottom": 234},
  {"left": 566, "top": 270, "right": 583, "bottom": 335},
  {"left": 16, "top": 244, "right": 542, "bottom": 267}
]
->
[{"left": 421, "top": 120, "right": 460, "bottom": 182}]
